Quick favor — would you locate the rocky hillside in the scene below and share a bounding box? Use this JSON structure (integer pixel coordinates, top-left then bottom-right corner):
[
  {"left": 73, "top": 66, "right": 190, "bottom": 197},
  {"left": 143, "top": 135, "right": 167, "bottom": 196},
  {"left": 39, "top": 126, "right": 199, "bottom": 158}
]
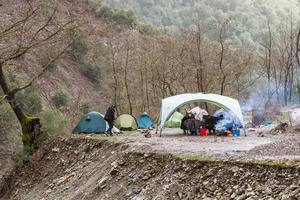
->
[{"left": 1, "top": 137, "right": 299, "bottom": 200}]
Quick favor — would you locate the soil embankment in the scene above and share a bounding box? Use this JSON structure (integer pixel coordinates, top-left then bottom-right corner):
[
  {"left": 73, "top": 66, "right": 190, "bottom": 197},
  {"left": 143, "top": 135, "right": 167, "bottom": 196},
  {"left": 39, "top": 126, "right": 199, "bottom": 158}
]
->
[{"left": 1, "top": 137, "right": 299, "bottom": 200}]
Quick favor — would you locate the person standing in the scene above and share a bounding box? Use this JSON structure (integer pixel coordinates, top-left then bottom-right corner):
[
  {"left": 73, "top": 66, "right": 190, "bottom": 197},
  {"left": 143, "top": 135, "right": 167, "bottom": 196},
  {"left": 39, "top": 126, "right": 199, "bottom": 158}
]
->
[{"left": 104, "top": 105, "right": 116, "bottom": 136}]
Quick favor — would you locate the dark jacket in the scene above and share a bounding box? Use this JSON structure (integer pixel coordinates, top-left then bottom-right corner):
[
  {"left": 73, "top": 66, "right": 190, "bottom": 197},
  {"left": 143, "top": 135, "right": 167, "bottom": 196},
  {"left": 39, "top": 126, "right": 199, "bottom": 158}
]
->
[{"left": 104, "top": 106, "right": 115, "bottom": 121}]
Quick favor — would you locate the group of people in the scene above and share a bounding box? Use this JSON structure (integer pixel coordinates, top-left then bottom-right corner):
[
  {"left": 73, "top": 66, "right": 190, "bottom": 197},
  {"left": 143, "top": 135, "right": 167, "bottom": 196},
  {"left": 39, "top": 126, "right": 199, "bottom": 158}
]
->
[{"left": 180, "top": 107, "right": 224, "bottom": 135}]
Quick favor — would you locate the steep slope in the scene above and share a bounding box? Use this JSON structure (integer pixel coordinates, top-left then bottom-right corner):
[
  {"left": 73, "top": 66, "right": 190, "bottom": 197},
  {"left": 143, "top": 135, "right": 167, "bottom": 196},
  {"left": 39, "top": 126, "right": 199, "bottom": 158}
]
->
[
  {"left": 1, "top": 137, "right": 299, "bottom": 199},
  {"left": 15, "top": 1, "right": 112, "bottom": 112}
]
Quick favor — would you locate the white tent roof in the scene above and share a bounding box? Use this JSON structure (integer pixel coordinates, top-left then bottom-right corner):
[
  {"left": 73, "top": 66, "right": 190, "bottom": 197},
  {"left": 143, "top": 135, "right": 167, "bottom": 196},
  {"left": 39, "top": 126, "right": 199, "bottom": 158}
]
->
[{"left": 159, "top": 93, "right": 244, "bottom": 127}]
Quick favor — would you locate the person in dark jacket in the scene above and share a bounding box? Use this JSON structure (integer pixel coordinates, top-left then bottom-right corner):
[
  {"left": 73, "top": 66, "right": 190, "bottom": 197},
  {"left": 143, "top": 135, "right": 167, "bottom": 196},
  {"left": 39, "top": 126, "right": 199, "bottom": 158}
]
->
[
  {"left": 104, "top": 105, "right": 116, "bottom": 136},
  {"left": 181, "top": 112, "right": 191, "bottom": 134}
]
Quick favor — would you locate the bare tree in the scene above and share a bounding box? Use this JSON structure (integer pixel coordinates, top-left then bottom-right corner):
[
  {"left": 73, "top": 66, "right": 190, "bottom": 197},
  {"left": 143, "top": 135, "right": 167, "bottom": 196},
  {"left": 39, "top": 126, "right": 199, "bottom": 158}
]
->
[
  {"left": 0, "top": 1, "right": 74, "bottom": 150},
  {"left": 218, "top": 20, "right": 229, "bottom": 95}
]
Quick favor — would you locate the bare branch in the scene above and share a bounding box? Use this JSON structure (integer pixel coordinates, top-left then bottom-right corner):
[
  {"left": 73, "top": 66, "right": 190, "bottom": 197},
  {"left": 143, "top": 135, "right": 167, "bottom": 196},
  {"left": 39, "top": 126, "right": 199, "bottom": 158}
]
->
[
  {"left": 0, "top": 4, "right": 37, "bottom": 38},
  {"left": 9, "top": 41, "right": 73, "bottom": 95},
  {"left": 29, "top": 5, "right": 59, "bottom": 44},
  {"left": 1, "top": 20, "right": 74, "bottom": 65},
  {"left": 0, "top": 95, "right": 7, "bottom": 104}
]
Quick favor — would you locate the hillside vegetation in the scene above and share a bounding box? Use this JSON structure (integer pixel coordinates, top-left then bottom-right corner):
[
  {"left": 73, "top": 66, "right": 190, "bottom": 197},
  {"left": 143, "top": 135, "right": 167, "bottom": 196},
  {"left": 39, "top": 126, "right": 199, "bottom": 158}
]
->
[{"left": 104, "top": 0, "right": 300, "bottom": 46}]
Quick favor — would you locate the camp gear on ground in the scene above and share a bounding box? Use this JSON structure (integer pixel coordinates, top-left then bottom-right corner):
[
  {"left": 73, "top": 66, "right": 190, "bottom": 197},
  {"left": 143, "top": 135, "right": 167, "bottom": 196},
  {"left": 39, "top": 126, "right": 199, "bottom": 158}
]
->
[
  {"left": 225, "top": 130, "right": 232, "bottom": 136},
  {"left": 73, "top": 112, "right": 107, "bottom": 133},
  {"left": 137, "top": 112, "right": 153, "bottom": 129},
  {"left": 270, "top": 122, "right": 288, "bottom": 135},
  {"left": 232, "top": 129, "right": 240, "bottom": 136},
  {"left": 189, "top": 107, "right": 208, "bottom": 121},
  {"left": 164, "top": 111, "right": 184, "bottom": 128},
  {"left": 115, "top": 114, "right": 137, "bottom": 131},
  {"left": 289, "top": 108, "right": 300, "bottom": 127},
  {"left": 143, "top": 129, "right": 151, "bottom": 138},
  {"left": 252, "top": 109, "right": 265, "bottom": 126},
  {"left": 200, "top": 127, "right": 207, "bottom": 136},
  {"left": 262, "top": 120, "right": 272, "bottom": 126},
  {"left": 183, "top": 119, "right": 205, "bottom": 133},
  {"left": 159, "top": 93, "right": 244, "bottom": 129}
]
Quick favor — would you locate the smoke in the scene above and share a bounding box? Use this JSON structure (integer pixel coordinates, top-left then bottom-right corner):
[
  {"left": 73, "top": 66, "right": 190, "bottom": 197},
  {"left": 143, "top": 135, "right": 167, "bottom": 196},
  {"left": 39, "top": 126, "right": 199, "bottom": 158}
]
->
[{"left": 239, "top": 78, "right": 282, "bottom": 112}]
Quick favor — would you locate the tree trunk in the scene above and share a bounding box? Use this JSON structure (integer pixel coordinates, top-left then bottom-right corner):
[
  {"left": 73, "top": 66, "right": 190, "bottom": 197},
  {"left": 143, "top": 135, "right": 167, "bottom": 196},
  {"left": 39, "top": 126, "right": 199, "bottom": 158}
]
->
[
  {"left": 218, "top": 25, "right": 226, "bottom": 95},
  {"left": 0, "top": 63, "right": 40, "bottom": 152},
  {"left": 124, "top": 43, "right": 133, "bottom": 115},
  {"left": 110, "top": 44, "right": 119, "bottom": 115},
  {"left": 140, "top": 68, "right": 146, "bottom": 111}
]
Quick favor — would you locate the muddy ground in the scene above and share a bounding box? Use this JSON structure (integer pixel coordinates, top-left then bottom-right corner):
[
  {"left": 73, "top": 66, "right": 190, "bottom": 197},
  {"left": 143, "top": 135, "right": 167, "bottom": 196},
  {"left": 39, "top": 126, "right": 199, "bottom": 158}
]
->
[{"left": 1, "top": 137, "right": 300, "bottom": 200}]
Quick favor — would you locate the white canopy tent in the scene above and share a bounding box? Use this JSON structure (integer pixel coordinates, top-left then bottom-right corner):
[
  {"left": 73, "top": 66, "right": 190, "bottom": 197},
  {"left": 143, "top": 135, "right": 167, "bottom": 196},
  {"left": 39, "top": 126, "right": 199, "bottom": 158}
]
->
[{"left": 159, "top": 93, "right": 244, "bottom": 128}]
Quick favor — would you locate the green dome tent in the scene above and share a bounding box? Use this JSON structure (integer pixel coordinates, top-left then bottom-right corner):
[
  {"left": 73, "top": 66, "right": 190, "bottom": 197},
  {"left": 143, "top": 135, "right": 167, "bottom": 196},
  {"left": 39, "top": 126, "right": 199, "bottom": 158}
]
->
[
  {"left": 72, "top": 112, "right": 106, "bottom": 133},
  {"left": 164, "top": 111, "right": 184, "bottom": 128},
  {"left": 115, "top": 114, "right": 137, "bottom": 131}
]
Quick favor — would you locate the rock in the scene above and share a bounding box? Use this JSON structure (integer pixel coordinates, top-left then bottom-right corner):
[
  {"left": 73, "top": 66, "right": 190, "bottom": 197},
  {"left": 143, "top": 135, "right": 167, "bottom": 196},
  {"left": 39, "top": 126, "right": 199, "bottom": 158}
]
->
[
  {"left": 177, "top": 192, "right": 183, "bottom": 199},
  {"left": 236, "top": 194, "right": 248, "bottom": 200},
  {"left": 52, "top": 148, "right": 60, "bottom": 152},
  {"left": 118, "top": 160, "right": 126, "bottom": 166},
  {"left": 98, "top": 177, "right": 107, "bottom": 186},
  {"left": 110, "top": 169, "right": 119, "bottom": 175},
  {"left": 45, "top": 188, "right": 52, "bottom": 194},
  {"left": 230, "top": 193, "right": 236, "bottom": 199}
]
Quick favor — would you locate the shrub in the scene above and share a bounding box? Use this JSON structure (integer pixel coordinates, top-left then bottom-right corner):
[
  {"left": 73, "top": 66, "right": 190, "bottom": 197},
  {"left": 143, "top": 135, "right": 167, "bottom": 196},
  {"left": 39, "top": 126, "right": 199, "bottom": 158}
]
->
[
  {"left": 39, "top": 48, "right": 59, "bottom": 71},
  {"left": 80, "top": 100, "right": 90, "bottom": 114},
  {"left": 0, "top": 104, "right": 22, "bottom": 154},
  {"left": 16, "top": 87, "right": 43, "bottom": 115},
  {"left": 68, "top": 28, "right": 88, "bottom": 62},
  {"left": 40, "top": 109, "right": 66, "bottom": 135},
  {"left": 80, "top": 60, "right": 102, "bottom": 82},
  {"left": 52, "top": 91, "right": 69, "bottom": 109}
]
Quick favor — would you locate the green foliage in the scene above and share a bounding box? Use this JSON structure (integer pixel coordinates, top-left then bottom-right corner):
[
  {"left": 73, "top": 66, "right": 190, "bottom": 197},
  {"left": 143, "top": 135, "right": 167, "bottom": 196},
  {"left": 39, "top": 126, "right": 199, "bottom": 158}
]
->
[
  {"left": 52, "top": 90, "right": 70, "bottom": 109},
  {"left": 103, "top": 0, "right": 300, "bottom": 46},
  {"left": 39, "top": 48, "right": 60, "bottom": 70},
  {"left": 80, "top": 59, "right": 102, "bottom": 82},
  {"left": 68, "top": 28, "right": 89, "bottom": 62},
  {"left": 40, "top": 109, "right": 66, "bottom": 135},
  {"left": 84, "top": 0, "right": 138, "bottom": 27},
  {"left": 16, "top": 87, "right": 43, "bottom": 115}
]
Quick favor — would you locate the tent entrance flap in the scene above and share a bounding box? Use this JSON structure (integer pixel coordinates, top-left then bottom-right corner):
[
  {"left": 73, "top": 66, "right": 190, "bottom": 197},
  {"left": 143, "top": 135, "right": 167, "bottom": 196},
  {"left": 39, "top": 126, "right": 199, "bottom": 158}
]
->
[{"left": 159, "top": 93, "right": 244, "bottom": 128}]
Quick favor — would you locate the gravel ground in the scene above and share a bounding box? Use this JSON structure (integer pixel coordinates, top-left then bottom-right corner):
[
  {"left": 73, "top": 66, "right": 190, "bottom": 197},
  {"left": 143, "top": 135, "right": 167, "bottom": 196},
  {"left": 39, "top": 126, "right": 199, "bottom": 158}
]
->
[
  {"left": 240, "top": 135, "right": 300, "bottom": 159},
  {"left": 88, "top": 128, "right": 300, "bottom": 161}
]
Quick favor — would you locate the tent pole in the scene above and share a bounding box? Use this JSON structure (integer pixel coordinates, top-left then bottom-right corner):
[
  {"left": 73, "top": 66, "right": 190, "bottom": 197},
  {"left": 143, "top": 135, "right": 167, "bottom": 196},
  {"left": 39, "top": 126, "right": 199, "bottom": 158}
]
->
[
  {"left": 155, "top": 125, "right": 158, "bottom": 135},
  {"left": 159, "top": 127, "right": 163, "bottom": 137},
  {"left": 243, "top": 127, "right": 247, "bottom": 136}
]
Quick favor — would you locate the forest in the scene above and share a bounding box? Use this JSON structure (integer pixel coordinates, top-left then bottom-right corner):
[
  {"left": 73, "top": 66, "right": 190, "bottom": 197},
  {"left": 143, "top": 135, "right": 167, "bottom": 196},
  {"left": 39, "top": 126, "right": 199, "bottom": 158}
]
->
[{"left": 97, "top": 0, "right": 300, "bottom": 114}]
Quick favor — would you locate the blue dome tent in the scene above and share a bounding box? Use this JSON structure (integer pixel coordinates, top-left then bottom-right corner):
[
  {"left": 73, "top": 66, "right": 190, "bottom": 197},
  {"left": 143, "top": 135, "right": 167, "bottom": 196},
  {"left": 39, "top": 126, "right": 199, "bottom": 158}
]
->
[
  {"left": 137, "top": 112, "right": 153, "bottom": 129},
  {"left": 73, "top": 112, "right": 107, "bottom": 134}
]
